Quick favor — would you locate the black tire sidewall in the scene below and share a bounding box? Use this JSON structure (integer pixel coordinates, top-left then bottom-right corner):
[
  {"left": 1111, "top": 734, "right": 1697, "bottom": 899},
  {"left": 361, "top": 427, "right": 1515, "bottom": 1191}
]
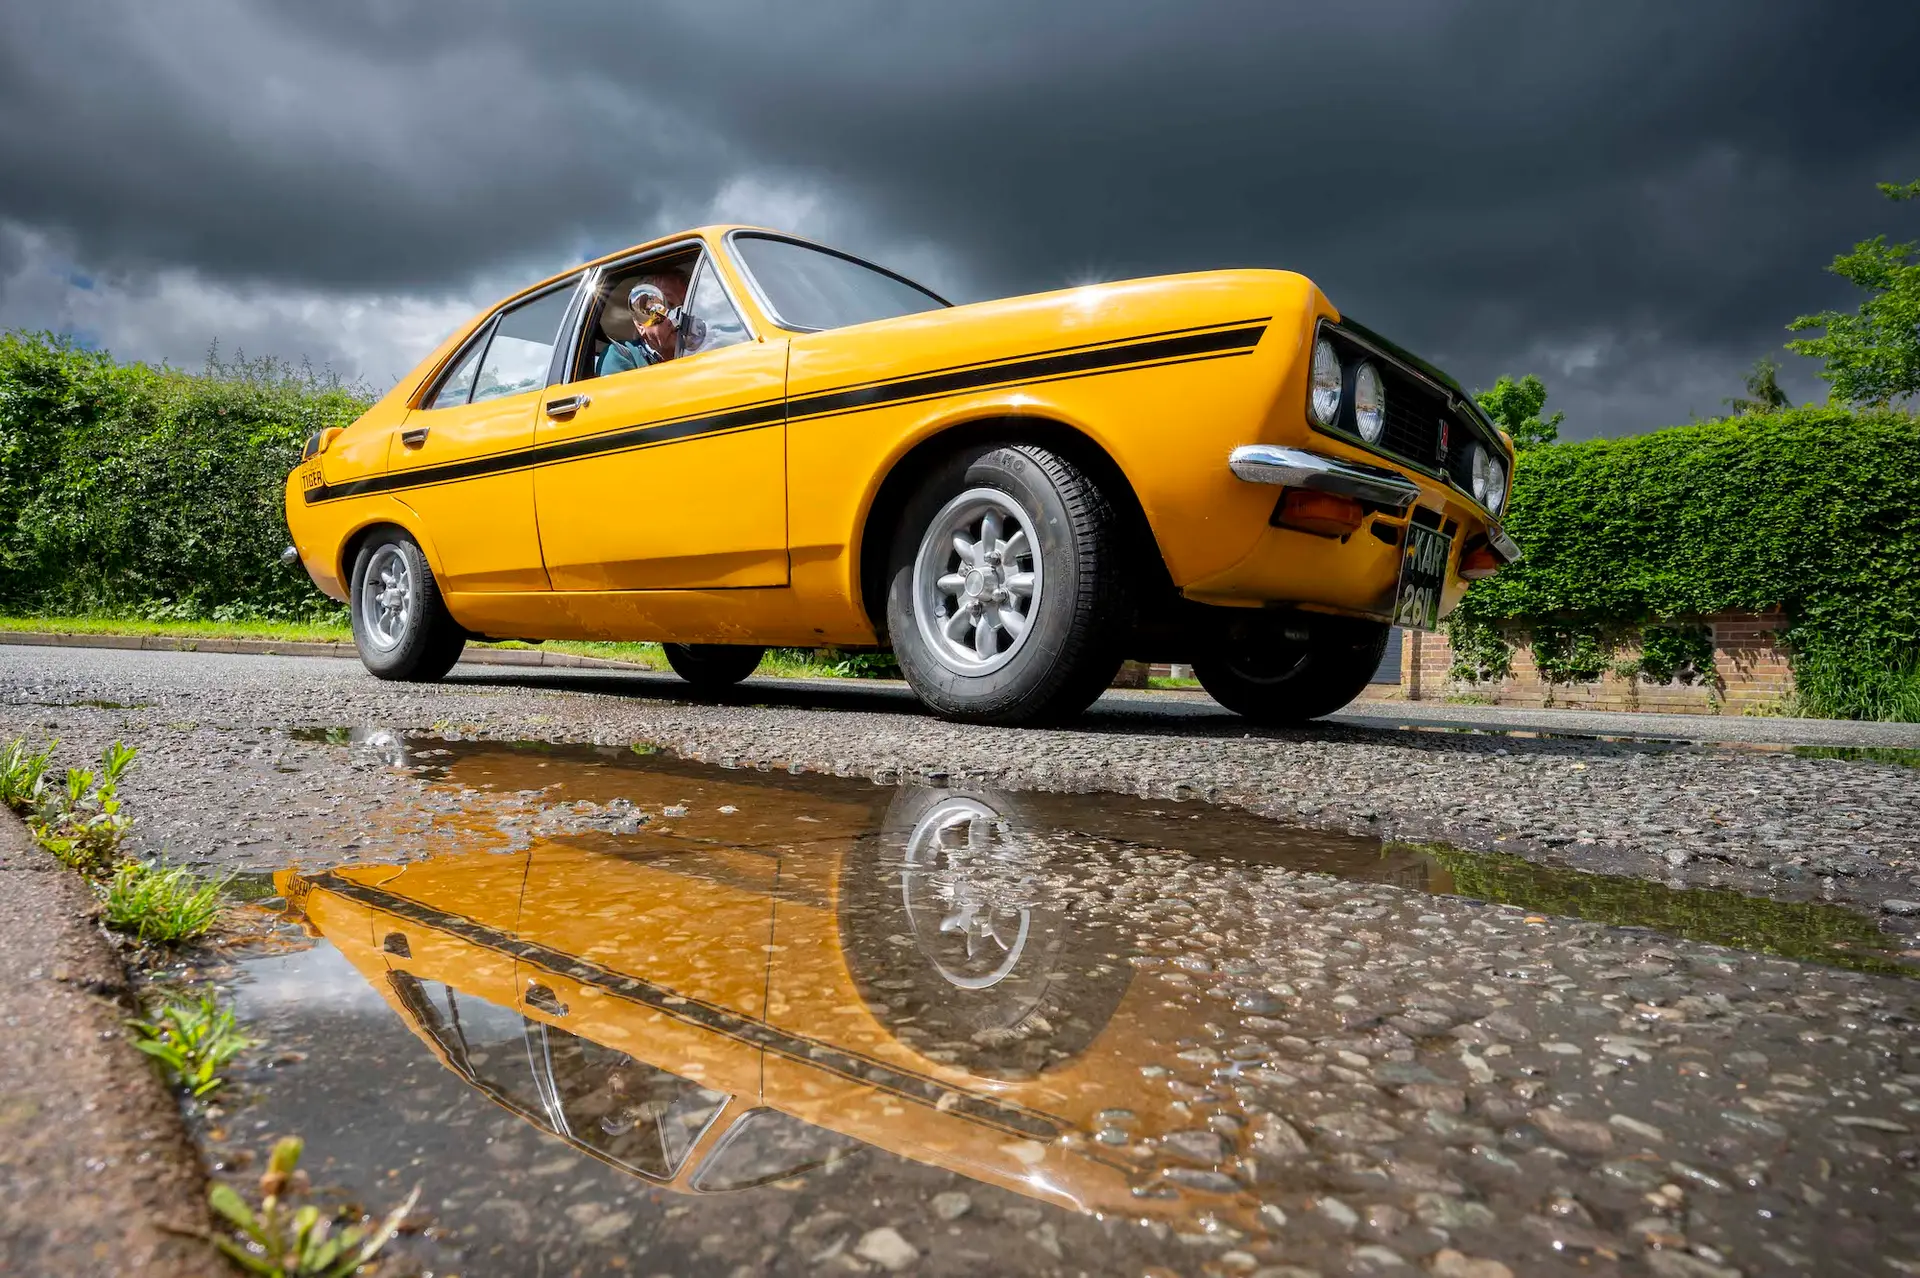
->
[
  {"left": 1195, "top": 622, "right": 1389, "bottom": 722},
  {"left": 662, "top": 644, "right": 766, "bottom": 688},
  {"left": 886, "top": 446, "right": 1115, "bottom": 722}
]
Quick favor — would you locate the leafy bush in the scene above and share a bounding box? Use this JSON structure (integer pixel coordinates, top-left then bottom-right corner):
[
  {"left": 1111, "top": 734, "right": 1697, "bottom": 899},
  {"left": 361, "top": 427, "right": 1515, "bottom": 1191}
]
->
[
  {"left": 1445, "top": 617, "right": 1512, "bottom": 684},
  {"left": 1528, "top": 624, "right": 1611, "bottom": 685},
  {"left": 0, "top": 332, "right": 366, "bottom": 621},
  {"left": 130, "top": 987, "right": 252, "bottom": 1097},
  {"left": 1455, "top": 408, "right": 1920, "bottom": 718},
  {"left": 100, "top": 861, "right": 226, "bottom": 942},
  {"left": 1637, "top": 623, "right": 1716, "bottom": 686}
]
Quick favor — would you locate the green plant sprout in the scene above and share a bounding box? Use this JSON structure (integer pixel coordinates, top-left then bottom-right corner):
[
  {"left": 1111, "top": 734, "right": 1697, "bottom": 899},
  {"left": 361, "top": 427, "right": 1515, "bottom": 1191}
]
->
[
  {"left": 0, "top": 736, "right": 57, "bottom": 811},
  {"left": 129, "top": 988, "right": 252, "bottom": 1097},
  {"left": 209, "top": 1136, "right": 418, "bottom": 1277},
  {"left": 100, "top": 861, "right": 226, "bottom": 943},
  {"left": 29, "top": 740, "right": 138, "bottom": 873}
]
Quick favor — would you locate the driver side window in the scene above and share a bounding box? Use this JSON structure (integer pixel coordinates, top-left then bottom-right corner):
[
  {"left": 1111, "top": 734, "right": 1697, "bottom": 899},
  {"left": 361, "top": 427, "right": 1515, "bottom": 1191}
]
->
[{"left": 575, "top": 250, "right": 750, "bottom": 383}]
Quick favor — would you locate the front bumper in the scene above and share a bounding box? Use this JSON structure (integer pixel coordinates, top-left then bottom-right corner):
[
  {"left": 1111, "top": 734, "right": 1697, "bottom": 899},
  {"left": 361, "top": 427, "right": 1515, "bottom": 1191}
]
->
[
  {"left": 1180, "top": 445, "right": 1519, "bottom": 620},
  {"left": 1229, "top": 444, "right": 1521, "bottom": 566},
  {"left": 1227, "top": 445, "right": 1422, "bottom": 512}
]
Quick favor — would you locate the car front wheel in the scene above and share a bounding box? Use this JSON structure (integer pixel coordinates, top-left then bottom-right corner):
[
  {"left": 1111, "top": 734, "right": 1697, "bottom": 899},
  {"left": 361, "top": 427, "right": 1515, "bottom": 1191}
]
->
[
  {"left": 1192, "top": 619, "right": 1389, "bottom": 724},
  {"left": 662, "top": 644, "right": 766, "bottom": 689},
  {"left": 886, "top": 443, "right": 1127, "bottom": 725},
  {"left": 348, "top": 531, "right": 467, "bottom": 682}
]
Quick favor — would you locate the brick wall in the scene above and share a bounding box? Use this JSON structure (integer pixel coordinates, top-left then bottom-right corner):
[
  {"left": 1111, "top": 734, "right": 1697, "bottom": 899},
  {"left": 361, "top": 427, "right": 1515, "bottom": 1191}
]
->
[{"left": 1399, "top": 609, "right": 1793, "bottom": 715}]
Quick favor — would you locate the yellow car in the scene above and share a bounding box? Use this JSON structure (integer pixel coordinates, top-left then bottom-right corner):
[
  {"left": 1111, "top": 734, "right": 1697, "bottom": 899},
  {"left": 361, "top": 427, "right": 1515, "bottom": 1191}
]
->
[{"left": 285, "top": 226, "right": 1518, "bottom": 724}]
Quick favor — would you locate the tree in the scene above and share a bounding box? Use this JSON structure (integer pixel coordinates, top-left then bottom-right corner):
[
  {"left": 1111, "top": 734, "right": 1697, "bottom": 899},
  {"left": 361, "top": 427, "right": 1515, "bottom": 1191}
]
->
[
  {"left": 1786, "top": 179, "right": 1920, "bottom": 408},
  {"left": 1724, "top": 357, "right": 1791, "bottom": 414},
  {"left": 1474, "top": 373, "right": 1563, "bottom": 450}
]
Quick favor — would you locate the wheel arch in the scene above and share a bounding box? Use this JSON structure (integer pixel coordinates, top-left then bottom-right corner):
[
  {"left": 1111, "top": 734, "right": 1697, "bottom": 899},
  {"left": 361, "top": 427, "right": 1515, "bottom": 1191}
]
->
[
  {"left": 853, "top": 414, "right": 1168, "bottom": 641},
  {"left": 335, "top": 501, "right": 447, "bottom": 599}
]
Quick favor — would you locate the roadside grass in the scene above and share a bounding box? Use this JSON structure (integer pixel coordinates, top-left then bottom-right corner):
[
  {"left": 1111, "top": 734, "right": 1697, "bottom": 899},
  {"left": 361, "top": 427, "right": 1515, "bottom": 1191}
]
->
[
  {"left": 101, "top": 861, "right": 228, "bottom": 943},
  {"left": 0, "top": 613, "right": 353, "bottom": 643},
  {"left": 210, "top": 1136, "right": 416, "bottom": 1277},
  {"left": 0, "top": 613, "right": 914, "bottom": 679},
  {"left": 130, "top": 987, "right": 252, "bottom": 1097},
  {"left": 0, "top": 736, "right": 56, "bottom": 809}
]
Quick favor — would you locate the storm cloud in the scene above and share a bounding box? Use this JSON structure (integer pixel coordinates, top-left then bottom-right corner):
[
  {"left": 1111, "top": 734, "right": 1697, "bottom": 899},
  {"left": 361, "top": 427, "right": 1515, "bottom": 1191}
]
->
[{"left": 3, "top": 0, "right": 1917, "bottom": 433}]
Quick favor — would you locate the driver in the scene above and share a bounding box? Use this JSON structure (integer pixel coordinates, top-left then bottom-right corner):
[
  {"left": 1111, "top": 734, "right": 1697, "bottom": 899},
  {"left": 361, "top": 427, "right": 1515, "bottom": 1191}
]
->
[{"left": 598, "top": 273, "right": 688, "bottom": 376}]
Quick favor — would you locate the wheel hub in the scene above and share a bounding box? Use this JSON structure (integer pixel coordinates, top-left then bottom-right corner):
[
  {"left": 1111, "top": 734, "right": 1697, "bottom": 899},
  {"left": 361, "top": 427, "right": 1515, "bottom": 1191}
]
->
[
  {"left": 359, "top": 545, "right": 413, "bottom": 652},
  {"left": 912, "top": 488, "right": 1044, "bottom": 677}
]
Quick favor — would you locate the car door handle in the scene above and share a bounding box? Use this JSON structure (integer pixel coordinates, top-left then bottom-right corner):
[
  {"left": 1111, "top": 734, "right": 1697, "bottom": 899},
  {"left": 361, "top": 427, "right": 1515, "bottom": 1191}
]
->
[
  {"left": 545, "top": 393, "right": 590, "bottom": 418},
  {"left": 400, "top": 427, "right": 429, "bottom": 448},
  {"left": 525, "top": 983, "right": 568, "bottom": 1017}
]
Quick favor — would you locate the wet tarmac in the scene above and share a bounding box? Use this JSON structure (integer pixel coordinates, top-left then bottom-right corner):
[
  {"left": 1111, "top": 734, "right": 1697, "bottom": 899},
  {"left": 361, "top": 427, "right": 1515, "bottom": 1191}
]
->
[{"left": 151, "top": 735, "right": 1920, "bottom": 1277}]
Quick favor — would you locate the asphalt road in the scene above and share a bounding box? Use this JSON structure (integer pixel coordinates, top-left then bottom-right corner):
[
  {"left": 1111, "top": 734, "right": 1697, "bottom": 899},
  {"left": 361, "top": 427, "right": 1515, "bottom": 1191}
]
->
[{"left": 3, "top": 645, "right": 1918, "bottom": 1277}]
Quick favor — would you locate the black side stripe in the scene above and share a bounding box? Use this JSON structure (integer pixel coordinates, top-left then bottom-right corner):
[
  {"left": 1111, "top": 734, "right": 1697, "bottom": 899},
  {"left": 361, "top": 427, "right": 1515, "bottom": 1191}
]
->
[
  {"left": 310, "top": 871, "right": 1066, "bottom": 1141},
  {"left": 305, "top": 319, "right": 1268, "bottom": 505}
]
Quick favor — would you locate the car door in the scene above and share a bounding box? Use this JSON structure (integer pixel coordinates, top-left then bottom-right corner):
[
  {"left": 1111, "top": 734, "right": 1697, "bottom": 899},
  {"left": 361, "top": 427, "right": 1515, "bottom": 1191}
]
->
[
  {"left": 388, "top": 280, "right": 580, "bottom": 592},
  {"left": 533, "top": 252, "right": 789, "bottom": 591}
]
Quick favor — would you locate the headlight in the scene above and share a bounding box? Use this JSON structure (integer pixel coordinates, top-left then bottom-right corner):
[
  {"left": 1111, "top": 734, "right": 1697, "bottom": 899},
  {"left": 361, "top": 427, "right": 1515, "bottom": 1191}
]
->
[
  {"left": 1352, "top": 362, "right": 1385, "bottom": 443},
  {"left": 1471, "top": 444, "right": 1508, "bottom": 513},
  {"left": 1308, "top": 338, "right": 1342, "bottom": 427}
]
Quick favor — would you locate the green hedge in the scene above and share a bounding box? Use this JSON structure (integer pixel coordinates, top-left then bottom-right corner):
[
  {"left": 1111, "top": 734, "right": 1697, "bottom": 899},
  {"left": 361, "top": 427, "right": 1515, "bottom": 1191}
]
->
[
  {"left": 1453, "top": 408, "right": 1920, "bottom": 719},
  {"left": 0, "top": 332, "right": 367, "bottom": 620}
]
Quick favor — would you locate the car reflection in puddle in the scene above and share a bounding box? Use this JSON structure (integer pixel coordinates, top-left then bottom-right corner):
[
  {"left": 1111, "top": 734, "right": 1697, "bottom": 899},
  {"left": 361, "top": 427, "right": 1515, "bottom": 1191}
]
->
[
  {"left": 278, "top": 779, "right": 1296, "bottom": 1247},
  {"left": 214, "top": 734, "right": 1916, "bottom": 1275}
]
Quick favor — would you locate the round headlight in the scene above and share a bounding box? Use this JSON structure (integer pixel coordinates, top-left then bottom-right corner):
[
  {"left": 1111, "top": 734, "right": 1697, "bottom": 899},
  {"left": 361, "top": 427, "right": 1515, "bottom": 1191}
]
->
[
  {"left": 1470, "top": 444, "right": 1507, "bottom": 513},
  {"left": 1308, "top": 338, "right": 1342, "bottom": 427},
  {"left": 1484, "top": 452, "right": 1507, "bottom": 514},
  {"left": 1353, "top": 362, "right": 1385, "bottom": 443}
]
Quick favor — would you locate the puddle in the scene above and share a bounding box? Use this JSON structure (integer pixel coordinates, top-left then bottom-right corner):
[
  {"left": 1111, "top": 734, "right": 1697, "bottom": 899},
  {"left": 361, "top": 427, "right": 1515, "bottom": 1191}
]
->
[
  {"left": 175, "top": 734, "right": 1919, "bottom": 1275},
  {"left": 1793, "top": 744, "right": 1920, "bottom": 769}
]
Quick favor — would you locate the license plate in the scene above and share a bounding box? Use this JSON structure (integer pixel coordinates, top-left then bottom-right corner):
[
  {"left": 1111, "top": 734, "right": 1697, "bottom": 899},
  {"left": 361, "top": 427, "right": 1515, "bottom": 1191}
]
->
[{"left": 1392, "top": 524, "right": 1451, "bottom": 631}]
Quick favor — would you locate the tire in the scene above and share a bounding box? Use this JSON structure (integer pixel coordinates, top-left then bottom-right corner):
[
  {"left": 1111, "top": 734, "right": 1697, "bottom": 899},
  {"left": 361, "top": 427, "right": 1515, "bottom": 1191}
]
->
[
  {"left": 885, "top": 443, "right": 1127, "bottom": 725},
  {"left": 1192, "top": 618, "right": 1389, "bottom": 724},
  {"left": 348, "top": 531, "right": 467, "bottom": 682},
  {"left": 837, "top": 786, "right": 1136, "bottom": 1079},
  {"left": 662, "top": 643, "right": 765, "bottom": 689}
]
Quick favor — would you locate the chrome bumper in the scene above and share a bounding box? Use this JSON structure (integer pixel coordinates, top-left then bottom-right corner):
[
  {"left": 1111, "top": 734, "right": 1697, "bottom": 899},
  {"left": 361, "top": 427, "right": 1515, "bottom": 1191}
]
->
[{"left": 1227, "top": 445, "right": 1422, "bottom": 512}]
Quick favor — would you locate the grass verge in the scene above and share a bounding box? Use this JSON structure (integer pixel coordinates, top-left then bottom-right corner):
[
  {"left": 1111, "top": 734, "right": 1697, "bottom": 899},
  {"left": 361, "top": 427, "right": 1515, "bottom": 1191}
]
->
[{"left": 0, "top": 614, "right": 911, "bottom": 679}]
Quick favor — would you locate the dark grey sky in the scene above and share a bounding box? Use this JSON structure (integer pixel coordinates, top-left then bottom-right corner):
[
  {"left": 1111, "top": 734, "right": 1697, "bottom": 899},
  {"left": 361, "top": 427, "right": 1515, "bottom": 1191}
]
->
[{"left": 3, "top": 1, "right": 1917, "bottom": 436}]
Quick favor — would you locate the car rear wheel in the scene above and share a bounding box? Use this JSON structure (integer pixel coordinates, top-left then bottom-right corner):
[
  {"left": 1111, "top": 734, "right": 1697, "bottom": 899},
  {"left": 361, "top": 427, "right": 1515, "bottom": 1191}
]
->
[
  {"left": 1192, "top": 619, "right": 1390, "bottom": 724},
  {"left": 349, "top": 531, "right": 467, "bottom": 682},
  {"left": 662, "top": 643, "right": 766, "bottom": 689},
  {"left": 886, "top": 443, "right": 1127, "bottom": 725}
]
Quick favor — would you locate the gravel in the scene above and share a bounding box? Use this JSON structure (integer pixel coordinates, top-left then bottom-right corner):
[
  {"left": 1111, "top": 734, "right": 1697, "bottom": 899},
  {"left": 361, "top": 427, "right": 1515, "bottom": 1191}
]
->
[
  {"left": 3, "top": 646, "right": 1919, "bottom": 927},
  {"left": 8, "top": 645, "right": 1911, "bottom": 1276}
]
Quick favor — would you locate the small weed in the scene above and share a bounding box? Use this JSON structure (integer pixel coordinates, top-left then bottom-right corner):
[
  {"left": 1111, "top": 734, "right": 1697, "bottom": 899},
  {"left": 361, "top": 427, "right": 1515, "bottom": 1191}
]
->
[
  {"left": 100, "top": 861, "right": 226, "bottom": 943},
  {"left": 130, "top": 988, "right": 252, "bottom": 1096},
  {"left": 26, "top": 741, "right": 138, "bottom": 873},
  {"left": 210, "top": 1136, "right": 417, "bottom": 1276},
  {"left": 0, "top": 736, "right": 57, "bottom": 810}
]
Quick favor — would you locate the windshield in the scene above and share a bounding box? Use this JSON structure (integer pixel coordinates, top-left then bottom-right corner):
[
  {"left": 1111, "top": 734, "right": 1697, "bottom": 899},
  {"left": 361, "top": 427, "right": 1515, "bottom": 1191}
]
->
[{"left": 731, "top": 234, "right": 947, "bottom": 331}]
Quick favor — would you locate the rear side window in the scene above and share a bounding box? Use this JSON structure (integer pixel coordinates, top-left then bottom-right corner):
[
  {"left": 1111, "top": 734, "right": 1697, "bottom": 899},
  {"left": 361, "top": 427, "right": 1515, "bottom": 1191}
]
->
[
  {"left": 472, "top": 287, "right": 574, "bottom": 403},
  {"left": 427, "top": 329, "right": 488, "bottom": 409},
  {"left": 732, "top": 235, "right": 946, "bottom": 331}
]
